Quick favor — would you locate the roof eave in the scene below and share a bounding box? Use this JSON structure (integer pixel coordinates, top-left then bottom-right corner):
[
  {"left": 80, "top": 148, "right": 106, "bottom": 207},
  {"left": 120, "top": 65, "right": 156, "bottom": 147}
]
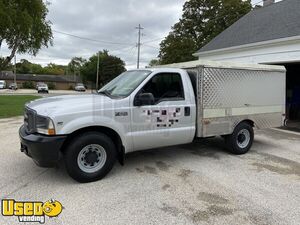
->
[{"left": 193, "top": 35, "right": 300, "bottom": 57}]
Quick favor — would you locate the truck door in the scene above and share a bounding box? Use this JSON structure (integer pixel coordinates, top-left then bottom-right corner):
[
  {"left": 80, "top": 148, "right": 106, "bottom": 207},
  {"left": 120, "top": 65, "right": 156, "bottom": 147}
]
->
[{"left": 131, "top": 72, "right": 194, "bottom": 151}]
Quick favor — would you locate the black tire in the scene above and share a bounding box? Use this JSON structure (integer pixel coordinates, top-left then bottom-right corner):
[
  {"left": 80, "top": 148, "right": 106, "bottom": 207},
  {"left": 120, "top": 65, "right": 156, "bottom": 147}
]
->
[
  {"left": 225, "top": 122, "right": 254, "bottom": 155},
  {"left": 64, "top": 132, "right": 117, "bottom": 183}
]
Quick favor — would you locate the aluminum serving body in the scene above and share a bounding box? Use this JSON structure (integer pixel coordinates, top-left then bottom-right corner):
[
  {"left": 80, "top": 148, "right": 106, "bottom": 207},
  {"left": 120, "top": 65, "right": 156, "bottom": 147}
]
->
[
  {"left": 195, "top": 66, "right": 286, "bottom": 137},
  {"left": 156, "top": 60, "right": 286, "bottom": 137}
]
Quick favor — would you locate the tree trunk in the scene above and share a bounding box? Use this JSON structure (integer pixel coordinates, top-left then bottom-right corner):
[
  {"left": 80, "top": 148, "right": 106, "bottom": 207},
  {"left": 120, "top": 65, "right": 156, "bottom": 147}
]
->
[{"left": 0, "top": 44, "right": 18, "bottom": 70}]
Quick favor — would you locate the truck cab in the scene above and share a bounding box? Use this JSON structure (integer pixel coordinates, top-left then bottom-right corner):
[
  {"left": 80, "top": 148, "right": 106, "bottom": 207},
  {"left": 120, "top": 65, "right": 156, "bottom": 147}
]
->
[
  {"left": 126, "top": 68, "right": 196, "bottom": 151},
  {"left": 19, "top": 68, "right": 197, "bottom": 182}
]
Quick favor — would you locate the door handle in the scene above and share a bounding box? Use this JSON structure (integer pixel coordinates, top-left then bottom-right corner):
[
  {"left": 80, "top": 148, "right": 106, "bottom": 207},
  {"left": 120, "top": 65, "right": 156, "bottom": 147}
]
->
[{"left": 184, "top": 107, "right": 190, "bottom": 116}]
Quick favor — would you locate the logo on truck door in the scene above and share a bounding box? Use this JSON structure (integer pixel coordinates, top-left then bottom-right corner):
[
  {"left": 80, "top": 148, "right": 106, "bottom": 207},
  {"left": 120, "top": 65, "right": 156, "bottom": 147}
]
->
[
  {"left": 143, "top": 108, "right": 181, "bottom": 127},
  {"left": 115, "top": 111, "right": 128, "bottom": 117}
]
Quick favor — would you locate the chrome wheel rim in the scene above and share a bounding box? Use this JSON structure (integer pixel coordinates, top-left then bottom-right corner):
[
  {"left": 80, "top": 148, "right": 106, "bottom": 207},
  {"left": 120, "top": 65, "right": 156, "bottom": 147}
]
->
[
  {"left": 77, "top": 144, "right": 107, "bottom": 173},
  {"left": 237, "top": 129, "right": 250, "bottom": 148}
]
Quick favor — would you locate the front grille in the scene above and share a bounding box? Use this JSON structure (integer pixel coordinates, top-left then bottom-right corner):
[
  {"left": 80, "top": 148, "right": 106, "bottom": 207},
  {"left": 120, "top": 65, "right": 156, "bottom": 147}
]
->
[{"left": 24, "top": 107, "right": 36, "bottom": 133}]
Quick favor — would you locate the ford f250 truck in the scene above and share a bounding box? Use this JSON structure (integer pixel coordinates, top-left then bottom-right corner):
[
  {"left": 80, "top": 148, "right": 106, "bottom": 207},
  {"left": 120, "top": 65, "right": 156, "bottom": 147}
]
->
[{"left": 19, "top": 60, "right": 286, "bottom": 183}]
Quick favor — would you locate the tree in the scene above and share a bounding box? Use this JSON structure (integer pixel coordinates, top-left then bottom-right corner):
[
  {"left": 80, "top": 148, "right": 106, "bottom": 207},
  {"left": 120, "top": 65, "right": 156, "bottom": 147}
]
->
[
  {"left": 81, "top": 50, "right": 126, "bottom": 87},
  {"left": 16, "top": 60, "right": 64, "bottom": 75},
  {"left": 0, "top": 58, "right": 13, "bottom": 71},
  {"left": 0, "top": 0, "right": 53, "bottom": 70},
  {"left": 16, "top": 59, "right": 42, "bottom": 74},
  {"left": 43, "top": 63, "right": 66, "bottom": 75},
  {"left": 159, "top": 34, "right": 198, "bottom": 64},
  {"left": 67, "top": 57, "right": 86, "bottom": 75},
  {"left": 30, "top": 63, "right": 44, "bottom": 74},
  {"left": 16, "top": 59, "right": 67, "bottom": 75},
  {"left": 159, "top": 0, "right": 252, "bottom": 64},
  {"left": 16, "top": 59, "right": 32, "bottom": 74},
  {"left": 148, "top": 59, "right": 160, "bottom": 67}
]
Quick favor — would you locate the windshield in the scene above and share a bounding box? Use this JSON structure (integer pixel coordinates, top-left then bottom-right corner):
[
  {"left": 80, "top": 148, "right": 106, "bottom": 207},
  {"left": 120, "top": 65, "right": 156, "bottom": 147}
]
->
[{"left": 99, "top": 70, "right": 151, "bottom": 97}]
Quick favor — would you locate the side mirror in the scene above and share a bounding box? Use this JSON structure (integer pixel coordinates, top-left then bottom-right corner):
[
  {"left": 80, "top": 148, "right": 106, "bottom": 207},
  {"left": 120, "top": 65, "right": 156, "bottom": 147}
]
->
[{"left": 134, "top": 93, "right": 155, "bottom": 106}]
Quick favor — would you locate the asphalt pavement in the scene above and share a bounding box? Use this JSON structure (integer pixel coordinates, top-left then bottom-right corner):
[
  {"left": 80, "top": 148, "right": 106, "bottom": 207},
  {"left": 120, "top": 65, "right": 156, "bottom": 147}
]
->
[{"left": 0, "top": 117, "right": 299, "bottom": 225}]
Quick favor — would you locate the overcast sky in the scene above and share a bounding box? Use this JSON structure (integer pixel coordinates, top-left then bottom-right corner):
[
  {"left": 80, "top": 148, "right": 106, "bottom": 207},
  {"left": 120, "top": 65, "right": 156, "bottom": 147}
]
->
[{"left": 0, "top": 0, "right": 280, "bottom": 70}]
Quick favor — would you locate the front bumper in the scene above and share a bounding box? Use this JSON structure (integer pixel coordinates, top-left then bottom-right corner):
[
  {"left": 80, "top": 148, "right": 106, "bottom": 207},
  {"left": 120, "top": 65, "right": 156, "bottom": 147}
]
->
[
  {"left": 75, "top": 88, "right": 85, "bottom": 92},
  {"left": 19, "top": 125, "right": 67, "bottom": 167},
  {"left": 38, "top": 89, "right": 48, "bottom": 92}
]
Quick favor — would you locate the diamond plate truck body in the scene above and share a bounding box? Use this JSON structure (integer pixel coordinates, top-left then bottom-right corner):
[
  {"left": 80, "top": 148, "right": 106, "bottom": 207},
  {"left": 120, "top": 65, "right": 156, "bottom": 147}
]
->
[{"left": 163, "top": 60, "right": 286, "bottom": 137}]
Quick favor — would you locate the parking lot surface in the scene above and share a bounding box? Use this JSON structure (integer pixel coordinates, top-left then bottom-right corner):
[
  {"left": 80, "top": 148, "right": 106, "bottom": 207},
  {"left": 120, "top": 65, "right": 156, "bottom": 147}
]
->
[{"left": 0, "top": 117, "right": 299, "bottom": 225}]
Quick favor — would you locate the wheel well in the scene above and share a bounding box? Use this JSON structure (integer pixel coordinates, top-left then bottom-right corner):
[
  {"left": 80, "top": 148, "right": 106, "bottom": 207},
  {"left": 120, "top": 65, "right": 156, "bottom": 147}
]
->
[
  {"left": 241, "top": 119, "right": 255, "bottom": 127},
  {"left": 61, "top": 126, "right": 125, "bottom": 165}
]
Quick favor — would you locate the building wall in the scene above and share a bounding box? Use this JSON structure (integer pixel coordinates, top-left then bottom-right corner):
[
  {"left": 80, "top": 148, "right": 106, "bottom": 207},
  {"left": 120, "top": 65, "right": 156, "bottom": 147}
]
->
[
  {"left": 55, "top": 82, "right": 74, "bottom": 90},
  {"left": 196, "top": 37, "right": 300, "bottom": 64},
  {"left": 195, "top": 37, "right": 300, "bottom": 121},
  {"left": 2, "top": 79, "right": 76, "bottom": 90}
]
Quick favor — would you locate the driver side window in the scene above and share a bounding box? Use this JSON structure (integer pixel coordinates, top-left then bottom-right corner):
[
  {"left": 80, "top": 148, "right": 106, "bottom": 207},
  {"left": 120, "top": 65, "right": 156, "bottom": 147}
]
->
[{"left": 141, "top": 73, "right": 184, "bottom": 103}]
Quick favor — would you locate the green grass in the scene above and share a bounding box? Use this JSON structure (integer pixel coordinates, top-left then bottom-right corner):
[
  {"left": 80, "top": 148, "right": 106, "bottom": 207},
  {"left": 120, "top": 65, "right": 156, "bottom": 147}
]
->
[{"left": 0, "top": 95, "right": 41, "bottom": 119}]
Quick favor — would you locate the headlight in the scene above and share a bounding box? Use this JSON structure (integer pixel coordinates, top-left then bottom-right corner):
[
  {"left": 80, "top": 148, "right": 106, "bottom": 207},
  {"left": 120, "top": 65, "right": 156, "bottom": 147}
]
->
[{"left": 36, "top": 115, "right": 56, "bottom": 135}]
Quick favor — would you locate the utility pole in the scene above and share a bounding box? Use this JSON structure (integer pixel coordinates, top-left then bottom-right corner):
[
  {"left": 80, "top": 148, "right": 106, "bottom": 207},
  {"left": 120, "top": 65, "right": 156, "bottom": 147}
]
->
[
  {"left": 136, "top": 24, "right": 144, "bottom": 69},
  {"left": 14, "top": 55, "right": 17, "bottom": 85},
  {"left": 96, "top": 51, "right": 100, "bottom": 90}
]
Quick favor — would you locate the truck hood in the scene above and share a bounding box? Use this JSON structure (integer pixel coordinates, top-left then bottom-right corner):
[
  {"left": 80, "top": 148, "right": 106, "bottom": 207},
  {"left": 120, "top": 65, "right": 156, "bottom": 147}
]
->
[{"left": 26, "top": 94, "right": 116, "bottom": 117}]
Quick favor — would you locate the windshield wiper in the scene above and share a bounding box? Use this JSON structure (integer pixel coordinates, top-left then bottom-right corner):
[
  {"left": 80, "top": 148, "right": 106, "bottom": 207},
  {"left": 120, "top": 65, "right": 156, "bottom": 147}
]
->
[{"left": 98, "top": 90, "right": 111, "bottom": 97}]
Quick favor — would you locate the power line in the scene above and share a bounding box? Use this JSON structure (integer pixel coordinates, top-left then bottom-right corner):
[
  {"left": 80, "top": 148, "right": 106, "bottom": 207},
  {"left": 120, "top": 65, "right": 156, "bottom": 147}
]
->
[
  {"left": 123, "top": 47, "right": 138, "bottom": 68},
  {"left": 53, "top": 30, "right": 134, "bottom": 46},
  {"left": 143, "top": 37, "right": 165, "bottom": 44},
  {"left": 141, "top": 0, "right": 267, "bottom": 48},
  {"left": 143, "top": 44, "right": 160, "bottom": 50},
  {"left": 111, "top": 45, "right": 136, "bottom": 55},
  {"left": 130, "top": 45, "right": 138, "bottom": 59},
  {"left": 29, "top": 1, "right": 264, "bottom": 69}
]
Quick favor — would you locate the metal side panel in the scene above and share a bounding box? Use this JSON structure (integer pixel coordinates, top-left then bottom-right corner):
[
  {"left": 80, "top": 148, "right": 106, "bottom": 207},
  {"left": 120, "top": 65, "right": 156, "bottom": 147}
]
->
[
  {"left": 201, "top": 113, "right": 283, "bottom": 137},
  {"left": 202, "top": 67, "right": 285, "bottom": 108},
  {"left": 186, "top": 67, "right": 204, "bottom": 137},
  {"left": 196, "top": 67, "right": 204, "bottom": 137},
  {"left": 200, "top": 67, "right": 286, "bottom": 137}
]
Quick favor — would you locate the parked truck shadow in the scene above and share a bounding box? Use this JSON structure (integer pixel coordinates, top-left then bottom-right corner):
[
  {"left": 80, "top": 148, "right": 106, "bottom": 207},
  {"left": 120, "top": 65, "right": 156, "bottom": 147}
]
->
[
  {"left": 125, "top": 136, "right": 227, "bottom": 161},
  {"left": 41, "top": 136, "right": 270, "bottom": 184}
]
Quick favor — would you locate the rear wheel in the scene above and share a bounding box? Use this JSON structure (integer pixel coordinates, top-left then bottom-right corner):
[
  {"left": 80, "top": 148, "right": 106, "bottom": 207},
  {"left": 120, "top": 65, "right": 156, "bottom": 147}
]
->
[
  {"left": 225, "top": 122, "right": 254, "bottom": 155},
  {"left": 64, "top": 132, "right": 116, "bottom": 183}
]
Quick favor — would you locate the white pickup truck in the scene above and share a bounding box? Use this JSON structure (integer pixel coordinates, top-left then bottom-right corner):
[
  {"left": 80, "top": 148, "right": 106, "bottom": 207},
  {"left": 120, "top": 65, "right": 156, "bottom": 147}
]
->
[{"left": 19, "top": 60, "right": 286, "bottom": 183}]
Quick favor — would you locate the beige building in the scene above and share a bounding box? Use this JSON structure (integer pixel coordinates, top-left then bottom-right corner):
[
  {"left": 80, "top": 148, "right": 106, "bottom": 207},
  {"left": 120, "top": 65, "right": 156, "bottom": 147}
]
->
[{"left": 0, "top": 71, "right": 81, "bottom": 90}]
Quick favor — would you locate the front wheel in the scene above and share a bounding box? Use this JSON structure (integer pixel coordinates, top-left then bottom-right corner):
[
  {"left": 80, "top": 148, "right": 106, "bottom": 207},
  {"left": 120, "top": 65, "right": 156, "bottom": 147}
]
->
[
  {"left": 64, "top": 132, "right": 116, "bottom": 183},
  {"left": 225, "top": 122, "right": 254, "bottom": 155}
]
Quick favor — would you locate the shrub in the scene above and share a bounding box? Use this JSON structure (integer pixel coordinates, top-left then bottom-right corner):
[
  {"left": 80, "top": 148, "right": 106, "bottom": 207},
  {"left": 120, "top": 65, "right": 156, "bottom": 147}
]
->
[
  {"left": 68, "top": 85, "right": 74, "bottom": 90},
  {"left": 22, "top": 81, "right": 34, "bottom": 89},
  {"left": 47, "top": 82, "right": 56, "bottom": 90}
]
